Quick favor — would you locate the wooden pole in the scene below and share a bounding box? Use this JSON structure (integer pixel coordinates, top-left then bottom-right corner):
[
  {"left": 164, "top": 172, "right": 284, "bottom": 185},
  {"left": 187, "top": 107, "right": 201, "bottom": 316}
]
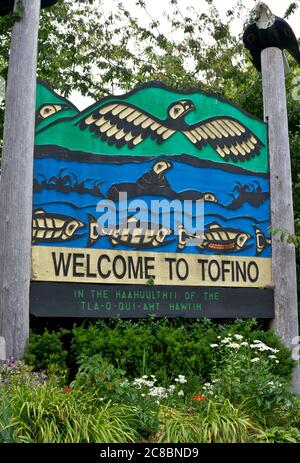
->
[
  {"left": 261, "top": 47, "right": 300, "bottom": 392},
  {"left": 0, "top": 0, "right": 41, "bottom": 359}
]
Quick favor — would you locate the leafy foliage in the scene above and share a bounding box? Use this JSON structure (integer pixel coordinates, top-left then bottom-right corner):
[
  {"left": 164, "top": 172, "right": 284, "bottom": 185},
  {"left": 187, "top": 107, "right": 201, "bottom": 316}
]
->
[
  {"left": 72, "top": 353, "right": 160, "bottom": 437},
  {"left": 253, "top": 426, "right": 300, "bottom": 443},
  {"left": 23, "top": 328, "right": 69, "bottom": 376},
  {"left": 2, "top": 334, "right": 300, "bottom": 443},
  {"left": 203, "top": 343, "right": 293, "bottom": 426},
  {"left": 24, "top": 319, "right": 294, "bottom": 384},
  {"left": 71, "top": 319, "right": 294, "bottom": 382}
]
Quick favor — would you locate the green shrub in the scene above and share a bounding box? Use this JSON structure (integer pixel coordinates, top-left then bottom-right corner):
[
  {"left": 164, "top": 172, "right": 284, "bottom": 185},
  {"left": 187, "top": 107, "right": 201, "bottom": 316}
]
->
[
  {"left": 212, "top": 319, "right": 295, "bottom": 379},
  {"left": 70, "top": 319, "right": 294, "bottom": 382},
  {"left": 24, "top": 319, "right": 295, "bottom": 385},
  {"left": 196, "top": 334, "right": 295, "bottom": 427},
  {"left": 24, "top": 328, "right": 69, "bottom": 375},
  {"left": 70, "top": 319, "right": 217, "bottom": 383}
]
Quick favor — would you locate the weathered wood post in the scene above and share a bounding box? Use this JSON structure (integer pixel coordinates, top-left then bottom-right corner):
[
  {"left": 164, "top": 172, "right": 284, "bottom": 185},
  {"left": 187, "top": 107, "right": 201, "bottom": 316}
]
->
[
  {"left": 243, "top": 2, "right": 300, "bottom": 391},
  {"left": 261, "top": 48, "right": 300, "bottom": 392},
  {"left": 0, "top": 0, "right": 41, "bottom": 359}
]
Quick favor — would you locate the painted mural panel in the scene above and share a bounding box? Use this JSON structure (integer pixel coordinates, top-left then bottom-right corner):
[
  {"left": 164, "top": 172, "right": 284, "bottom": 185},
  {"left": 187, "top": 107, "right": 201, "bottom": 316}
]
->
[{"left": 31, "top": 80, "right": 272, "bottom": 293}]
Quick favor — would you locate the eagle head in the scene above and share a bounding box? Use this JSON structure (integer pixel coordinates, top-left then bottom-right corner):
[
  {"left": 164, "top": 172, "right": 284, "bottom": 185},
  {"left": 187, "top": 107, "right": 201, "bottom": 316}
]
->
[
  {"left": 36, "top": 103, "right": 69, "bottom": 125},
  {"left": 255, "top": 2, "right": 275, "bottom": 29},
  {"left": 152, "top": 160, "right": 173, "bottom": 175},
  {"left": 168, "top": 100, "right": 195, "bottom": 120}
]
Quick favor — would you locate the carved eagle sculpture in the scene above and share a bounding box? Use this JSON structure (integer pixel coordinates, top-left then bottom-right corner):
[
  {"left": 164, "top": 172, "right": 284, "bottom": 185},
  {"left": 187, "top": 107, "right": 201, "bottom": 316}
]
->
[
  {"left": 243, "top": 2, "right": 300, "bottom": 72},
  {"left": 78, "top": 99, "right": 263, "bottom": 162}
]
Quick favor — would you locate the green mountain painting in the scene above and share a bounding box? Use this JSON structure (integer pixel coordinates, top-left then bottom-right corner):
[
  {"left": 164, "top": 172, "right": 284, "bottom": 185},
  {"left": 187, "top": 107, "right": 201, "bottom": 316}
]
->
[{"left": 35, "top": 80, "right": 268, "bottom": 174}]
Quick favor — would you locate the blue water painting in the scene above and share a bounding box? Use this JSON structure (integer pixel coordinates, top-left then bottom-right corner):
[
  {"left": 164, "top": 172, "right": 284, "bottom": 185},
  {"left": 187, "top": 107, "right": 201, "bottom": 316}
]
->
[{"left": 33, "top": 157, "right": 272, "bottom": 258}]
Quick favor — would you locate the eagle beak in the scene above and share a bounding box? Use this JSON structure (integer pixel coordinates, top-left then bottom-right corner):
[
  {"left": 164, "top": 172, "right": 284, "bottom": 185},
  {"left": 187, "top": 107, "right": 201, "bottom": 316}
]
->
[
  {"left": 186, "top": 102, "right": 195, "bottom": 111},
  {"left": 182, "top": 101, "right": 195, "bottom": 115},
  {"left": 255, "top": 3, "right": 263, "bottom": 18}
]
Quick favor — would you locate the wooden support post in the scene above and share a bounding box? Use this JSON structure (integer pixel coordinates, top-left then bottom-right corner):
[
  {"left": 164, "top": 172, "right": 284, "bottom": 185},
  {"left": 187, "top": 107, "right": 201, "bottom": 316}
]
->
[
  {"left": 0, "top": 0, "right": 41, "bottom": 359},
  {"left": 261, "top": 47, "right": 300, "bottom": 392}
]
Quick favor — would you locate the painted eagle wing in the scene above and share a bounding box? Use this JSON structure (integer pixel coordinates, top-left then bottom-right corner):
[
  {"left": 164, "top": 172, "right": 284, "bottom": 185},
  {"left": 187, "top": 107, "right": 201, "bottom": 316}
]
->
[
  {"left": 182, "top": 117, "right": 263, "bottom": 161},
  {"left": 78, "top": 102, "right": 176, "bottom": 148}
]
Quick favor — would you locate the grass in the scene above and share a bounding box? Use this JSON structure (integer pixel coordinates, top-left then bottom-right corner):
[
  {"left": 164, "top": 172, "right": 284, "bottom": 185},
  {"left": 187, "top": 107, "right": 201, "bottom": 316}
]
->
[
  {"left": 156, "top": 400, "right": 263, "bottom": 443},
  {"left": 1, "top": 384, "right": 139, "bottom": 443}
]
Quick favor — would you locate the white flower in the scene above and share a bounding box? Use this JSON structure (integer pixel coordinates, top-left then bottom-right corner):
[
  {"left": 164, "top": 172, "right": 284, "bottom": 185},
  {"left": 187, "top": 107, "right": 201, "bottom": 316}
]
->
[
  {"left": 132, "top": 378, "right": 144, "bottom": 388},
  {"left": 175, "top": 375, "right": 187, "bottom": 384},
  {"left": 249, "top": 342, "right": 271, "bottom": 352},
  {"left": 217, "top": 336, "right": 221, "bottom": 339},
  {"left": 268, "top": 381, "right": 274, "bottom": 386},
  {"left": 240, "top": 342, "right": 249, "bottom": 346},
  {"left": 146, "top": 381, "right": 155, "bottom": 388},
  {"left": 275, "top": 360, "right": 279, "bottom": 364},
  {"left": 221, "top": 337, "right": 232, "bottom": 343},
  {"left": 132, "top": 377, "right": 156, "bottom": 388},
  {"left": 212, "top": 379, "right": 219, "bottom": 383},
  {"left": 257, "top": 345, "right": 271, "bottom": 352},
  {"left": 253, "top": 340, "right": 262, "bottom": 343},
  {"left": 250, "top": 357, "right": 260, "bottom": 363},
  {"left": 204, "top": 382, "right": 212, "bottom": 387},
  {"left": 227, "top": 342, "right": 240, "bottom": 349},
  {"left": 148, "top": 387, "right": 168, "bottom": 398},
  {"left": 168, "top": 385, "right": 175, "bottom": 392},
  {"left": 268, "top": 355, "right": 277, "bottom": 359},
  {"left": 141, "top": 393, "right": 146, "bottom": 397},
  {"left": 234, "top": 334, "right": 243, "bottom": 340},
  {"left": 178, "top": 390, "right": 184, "bottom": 397},
  {"left": 210, "top": 343, "right": 219, "bottom": 348}
]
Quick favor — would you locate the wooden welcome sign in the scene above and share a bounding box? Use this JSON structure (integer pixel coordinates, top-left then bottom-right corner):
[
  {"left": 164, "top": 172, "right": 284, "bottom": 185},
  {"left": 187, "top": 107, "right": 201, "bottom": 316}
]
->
[{"left": 30, "top": 80, "right": 273, "bottom": 318}]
